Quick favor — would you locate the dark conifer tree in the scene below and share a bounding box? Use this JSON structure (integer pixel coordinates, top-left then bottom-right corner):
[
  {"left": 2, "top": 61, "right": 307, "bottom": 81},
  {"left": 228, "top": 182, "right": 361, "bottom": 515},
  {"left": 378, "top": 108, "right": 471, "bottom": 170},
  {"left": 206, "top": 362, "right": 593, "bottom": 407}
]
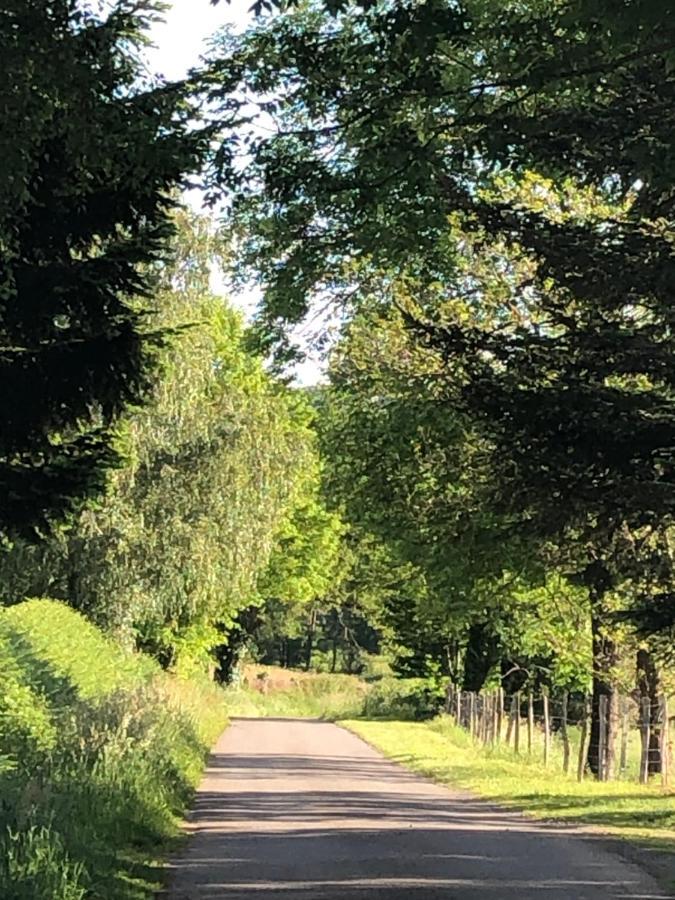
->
[{"left": 0, "top": 0, "right": 205, "bottom": 537}]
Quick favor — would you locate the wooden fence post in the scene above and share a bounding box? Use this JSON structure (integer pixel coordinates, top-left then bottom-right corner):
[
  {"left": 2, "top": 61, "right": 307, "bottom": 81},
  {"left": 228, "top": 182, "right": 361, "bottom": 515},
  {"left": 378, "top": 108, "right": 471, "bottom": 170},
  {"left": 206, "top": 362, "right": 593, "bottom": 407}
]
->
[
  {"left": 598, "top": 694, "right": 608, "bottom": 781},
  {"left": 455, "top": 689, "right": 462, "bottom": 728},
  {"left": 543, "top": 691, "right": 551, "bottom": 767},
  {"left": 514, "top": 692, "right": 521, "bottom": 754},
  {"left": 660, "top": 694, "right": 669, "bottom": 789},
  {"left": 469, "top": 692, "right": 477, "bottom": 739},
  {"left": 506, "top": 695, "right": 515, "bottom": 746},
  {"left": 491, "top": 691, "right": 499, "bottom": 744},
  {"left": 527, "top": 692, "right": 534, "bottom": 755},
  {"left": 619, "top": 696, "right": 629, "bottom": 777},
  {"left": 561, "top": 692, "right": 571, "bottom": 775},
  {"left": 577, "top": 694, "right": 591, "bottom": 782},
  {"left": 497, "top": 688, "right": 504, "bottom": 743},
  {"left": 639, "top": 696, "right": 651, "bottom": 785}
]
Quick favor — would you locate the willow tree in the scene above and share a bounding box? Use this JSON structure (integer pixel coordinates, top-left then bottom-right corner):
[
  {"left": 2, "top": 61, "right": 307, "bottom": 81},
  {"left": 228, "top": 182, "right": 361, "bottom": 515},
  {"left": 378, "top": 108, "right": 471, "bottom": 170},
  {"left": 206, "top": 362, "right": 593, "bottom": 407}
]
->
[{"left": 0, "top": 213, "right": 316, "bottom": 672}]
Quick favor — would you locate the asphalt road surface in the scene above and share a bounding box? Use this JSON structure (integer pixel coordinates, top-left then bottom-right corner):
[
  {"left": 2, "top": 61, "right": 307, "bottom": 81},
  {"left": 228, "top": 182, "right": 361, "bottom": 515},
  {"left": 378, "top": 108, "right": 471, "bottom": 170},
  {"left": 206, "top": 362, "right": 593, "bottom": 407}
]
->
[{"left": 166, "top": 717, "right": 668, "bottom": 899}]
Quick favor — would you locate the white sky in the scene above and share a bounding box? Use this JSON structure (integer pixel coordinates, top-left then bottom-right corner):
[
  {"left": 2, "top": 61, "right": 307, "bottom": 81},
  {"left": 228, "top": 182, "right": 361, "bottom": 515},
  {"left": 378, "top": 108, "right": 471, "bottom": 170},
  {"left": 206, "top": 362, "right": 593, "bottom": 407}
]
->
[
  {"left": 147, "top": 1, "right": 253, "bottom": 80},
  {"left": 146, "top": 1, "right": 324, "bottom": 386}
]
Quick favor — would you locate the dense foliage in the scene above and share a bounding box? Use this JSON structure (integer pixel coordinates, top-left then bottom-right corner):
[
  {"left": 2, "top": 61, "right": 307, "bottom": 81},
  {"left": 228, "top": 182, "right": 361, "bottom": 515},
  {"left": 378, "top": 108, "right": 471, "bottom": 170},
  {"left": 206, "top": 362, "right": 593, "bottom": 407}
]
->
[
  {"left": 205, "top": 0, "right": 675, "bottom": 773},
  {"left": 0, "top": 213, "right": 317, "bottom": 672}
]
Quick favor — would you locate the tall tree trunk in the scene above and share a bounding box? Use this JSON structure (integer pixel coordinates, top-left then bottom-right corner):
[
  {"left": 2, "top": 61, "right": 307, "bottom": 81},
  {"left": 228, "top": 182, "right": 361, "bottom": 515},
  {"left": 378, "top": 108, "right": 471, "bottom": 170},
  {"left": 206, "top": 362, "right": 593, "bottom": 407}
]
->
[
  {"left": 462, "top": 622, "right": 501, "bottom": 692},
  {"left": 305, "top": 607, "right": 316, "bottom": 672},
  {"left": 636, "top": 647, "right": 662, "bottom": 774},
  {"left": 587, "top": 600, "right": 619, "bottom": 777}
]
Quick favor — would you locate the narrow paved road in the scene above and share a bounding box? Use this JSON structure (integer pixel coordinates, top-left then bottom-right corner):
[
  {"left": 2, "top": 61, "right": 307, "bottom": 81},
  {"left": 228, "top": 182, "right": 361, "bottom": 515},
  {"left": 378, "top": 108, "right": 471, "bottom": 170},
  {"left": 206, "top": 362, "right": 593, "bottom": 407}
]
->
[{"left": 166, "top": 718, "right": 667, "bottom": 899}]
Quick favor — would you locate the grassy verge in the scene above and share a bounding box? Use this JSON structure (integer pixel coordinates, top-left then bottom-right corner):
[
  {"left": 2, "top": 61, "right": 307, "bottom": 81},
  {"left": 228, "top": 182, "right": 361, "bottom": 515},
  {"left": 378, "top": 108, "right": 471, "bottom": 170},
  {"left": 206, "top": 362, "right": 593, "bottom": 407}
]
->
[
  {"left": 344, "top": 717, "right": 675, "bottom": 850},
  {"left": 0, "top": 599, "right": 227, "bottom": 900}
]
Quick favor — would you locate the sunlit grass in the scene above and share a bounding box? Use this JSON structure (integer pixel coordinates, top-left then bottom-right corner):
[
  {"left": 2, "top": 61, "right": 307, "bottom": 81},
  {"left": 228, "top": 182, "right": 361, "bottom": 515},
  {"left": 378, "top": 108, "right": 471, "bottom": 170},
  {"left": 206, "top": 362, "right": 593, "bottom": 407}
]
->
[{"left": 343, "top": 716, "right": 675, "bottom": 847}]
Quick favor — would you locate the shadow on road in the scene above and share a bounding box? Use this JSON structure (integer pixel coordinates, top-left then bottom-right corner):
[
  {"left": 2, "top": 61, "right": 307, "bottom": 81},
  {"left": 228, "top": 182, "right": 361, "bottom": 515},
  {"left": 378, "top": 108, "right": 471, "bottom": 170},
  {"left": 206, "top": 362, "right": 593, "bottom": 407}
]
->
[{"left": 165, "top": 721, "right": 669, "bottom": 899}]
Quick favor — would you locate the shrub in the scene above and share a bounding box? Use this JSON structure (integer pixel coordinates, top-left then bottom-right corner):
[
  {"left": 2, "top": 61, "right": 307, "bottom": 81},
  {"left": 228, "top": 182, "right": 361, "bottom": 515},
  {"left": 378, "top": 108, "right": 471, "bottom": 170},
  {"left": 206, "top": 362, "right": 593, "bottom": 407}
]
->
[
  {"left": 360, "top": 654, "right": 395, "bottom": 681},
  {"left": 363, "top": 677, "right": 446, "bottom": 720}
]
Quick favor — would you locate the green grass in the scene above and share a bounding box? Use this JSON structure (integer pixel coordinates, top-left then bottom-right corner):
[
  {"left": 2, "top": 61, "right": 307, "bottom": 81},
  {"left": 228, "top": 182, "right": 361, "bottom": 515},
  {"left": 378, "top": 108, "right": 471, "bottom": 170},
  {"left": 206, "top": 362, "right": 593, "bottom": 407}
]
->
[
  {"left": 0, "top": 599, "right": 228, "bottom": 900},
  {"left": 344, "top": 716, "right": 675, "bottom": 848}
]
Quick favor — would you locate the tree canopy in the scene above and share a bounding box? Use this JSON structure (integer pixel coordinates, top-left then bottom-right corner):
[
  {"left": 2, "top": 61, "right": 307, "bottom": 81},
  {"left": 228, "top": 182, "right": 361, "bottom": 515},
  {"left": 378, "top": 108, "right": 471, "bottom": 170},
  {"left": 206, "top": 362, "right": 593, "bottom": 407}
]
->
[
  {"left": 0, "top": 212, "right": 317, "bottom": 673},
  {"left": 203, "top": 0, "right": 675, "bottom": 772}
]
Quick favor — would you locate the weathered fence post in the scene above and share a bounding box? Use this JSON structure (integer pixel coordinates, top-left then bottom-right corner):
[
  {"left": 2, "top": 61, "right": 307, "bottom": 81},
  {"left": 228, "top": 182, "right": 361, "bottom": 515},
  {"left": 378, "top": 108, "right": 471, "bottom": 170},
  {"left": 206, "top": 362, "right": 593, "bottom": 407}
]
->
[
  {"left": 619, "top": 696, "right": 629, "bottom": 777},
  {"left": 455, "top": 689, "right": 462, "bottom": 728},
  {"left": 639, "top": 696, "right": 651, "bottom": 785},
  {"left": 543, "top": 690, "right": 551, "bottom": 767},
  {"left": 660, "top": 694, "right": 669, "bottom": 789},
  {"left": 506, "top": 695, "right": 515, "bottom": 746},
  {"left": 491, "top": 691, "right": 499, "bottom": 744},
  {"left": 469, "top": 691, "right": 477, "bottom": 739},
  {"left": 497, "top": 687, "right": 504, "bottom": 742},
  {"left": 527, "top": 692, "right": 534, "bottom": 755},
  {"left": 560, "top": 692, "right": 571, "bottom": 774},
  {"left": 514, "top": 692, "right": 521, "bottom": 754},
  {"left": 577, "top": 694, "right": 591, "bottom": 782},
  {"left": 598, "top": 694, "right": 608, "bottom": 781}
]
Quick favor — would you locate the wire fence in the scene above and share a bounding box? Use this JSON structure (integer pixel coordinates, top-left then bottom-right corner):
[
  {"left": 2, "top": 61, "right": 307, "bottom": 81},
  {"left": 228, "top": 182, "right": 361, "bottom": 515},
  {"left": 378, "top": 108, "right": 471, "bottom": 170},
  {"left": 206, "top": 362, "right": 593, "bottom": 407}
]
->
[{"left": 445, "top": 687, "right": 672, "bottom": 786}]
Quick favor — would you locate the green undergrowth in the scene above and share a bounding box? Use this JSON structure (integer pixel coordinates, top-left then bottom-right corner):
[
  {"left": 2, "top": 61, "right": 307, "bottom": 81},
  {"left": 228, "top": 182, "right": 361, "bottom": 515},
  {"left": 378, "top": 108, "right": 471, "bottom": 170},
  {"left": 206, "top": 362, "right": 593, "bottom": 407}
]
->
[
  {"left": 344, "top": 717, "right": 675, "bottom": 849},
  {"left": 0, "top": 599, "right": 228, "bottom": 900}
]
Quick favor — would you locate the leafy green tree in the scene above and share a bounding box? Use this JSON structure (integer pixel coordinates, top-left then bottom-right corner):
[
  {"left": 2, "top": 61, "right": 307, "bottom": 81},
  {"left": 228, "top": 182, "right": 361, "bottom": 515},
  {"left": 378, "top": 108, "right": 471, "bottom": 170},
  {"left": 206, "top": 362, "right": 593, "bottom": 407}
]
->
[
  {"left": 258, "top": 474, "right": 344, "bottom": 607},
  {"left": 0, "top": 0, "right": 206, "bottom": 537},
  {"left": 255, "top": 468, "right": 344, "bottom": 669},
  {"left": 251, "top": 528, "right": 396, "bottom": 675},
  {"left": 0, "top": 212, "right": 316, "bottom": 673},
  {"left": 319, "top": 306, "right": 575, "bottom": 691},
  {"left": 208, "top": 0, "right": 675, "bottom": 774}
]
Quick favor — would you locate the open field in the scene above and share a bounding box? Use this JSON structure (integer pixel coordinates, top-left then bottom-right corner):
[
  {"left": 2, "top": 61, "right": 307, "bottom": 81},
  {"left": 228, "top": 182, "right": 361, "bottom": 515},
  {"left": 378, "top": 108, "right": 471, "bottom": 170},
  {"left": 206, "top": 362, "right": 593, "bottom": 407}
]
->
[{"left": 224, "top": 664, "right": 368, "bottom": 719}]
